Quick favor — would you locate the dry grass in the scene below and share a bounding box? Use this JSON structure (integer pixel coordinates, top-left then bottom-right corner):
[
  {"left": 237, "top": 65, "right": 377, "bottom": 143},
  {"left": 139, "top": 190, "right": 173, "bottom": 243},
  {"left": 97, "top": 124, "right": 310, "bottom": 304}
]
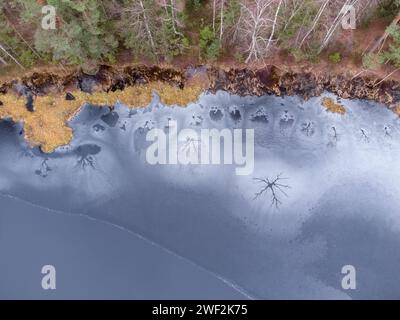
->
[
  {"left": 0, "top": 82, "right": 204, "bottom": 153},
  {"left": 322, "top": 97, "right": 346, "bottom": 114}
]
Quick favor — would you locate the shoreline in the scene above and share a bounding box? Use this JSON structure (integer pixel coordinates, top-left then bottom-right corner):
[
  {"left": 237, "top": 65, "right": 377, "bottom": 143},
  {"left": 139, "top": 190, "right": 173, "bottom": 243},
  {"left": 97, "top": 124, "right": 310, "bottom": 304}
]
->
[
  {"left": 0, "top": 63, "right": 400, "bottom": 153},
  {"left": 1, "top": 63, "right": 400, "bottom": 107}
]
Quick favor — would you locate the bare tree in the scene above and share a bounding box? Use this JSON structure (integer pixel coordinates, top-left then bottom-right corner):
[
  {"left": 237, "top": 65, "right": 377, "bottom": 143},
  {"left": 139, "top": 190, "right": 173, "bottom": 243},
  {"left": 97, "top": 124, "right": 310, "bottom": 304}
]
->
[
  {"left": 318, "top": 0, "right": 360, "bottom": 53},
  {"left": 162, "top": 0, "right": 184, "bottom": 37},
  {"left": 1, "top": 9, "right": 41, "bottom": 60},
  {"left": 367, "top": 9, "right": 400, "bottom": 55},
  {"left": 299, "top": 0, "right": 329, "bottom": 48},
  {"left": 278, "top": 0, "right": 305, "bottom": 41},
  {"left": 267, "top": 0, "right": 283, "bottom": 51},
  {"left": 211, "top": 0, "right": 226, "bottom": 41},
  {"left": 219, "top": 0, "right": 225, "bottom": 42},
  {"left": 0, "top": 53, "right": 7, "bottom": 65},
  {"left": 0, "top": 43, "right": 24, "bottom": 69},
  {"left": 253, "top": 174, "right": 290, "bottom": 208},
  {"left": 212, "top": 0, "right": 217, "bottom": 33},
  {"left": 237, "top": 0, "right": 280, "bottom": 63},
  {"left": 122, "top": 0, "right": 156, "bottom": 52},
  {"left": 297, "top": 0, "right": 378, "bottom": 53},
  {"left": 139, "top": 0, "right": 156, "bottom": 50}
]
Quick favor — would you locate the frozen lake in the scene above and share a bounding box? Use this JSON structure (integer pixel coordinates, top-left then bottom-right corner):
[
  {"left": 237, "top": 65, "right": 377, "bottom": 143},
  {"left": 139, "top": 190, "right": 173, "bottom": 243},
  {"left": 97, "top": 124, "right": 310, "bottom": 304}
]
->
[{"left": 1, "top": 91, "right": 400, "bottom": 299}]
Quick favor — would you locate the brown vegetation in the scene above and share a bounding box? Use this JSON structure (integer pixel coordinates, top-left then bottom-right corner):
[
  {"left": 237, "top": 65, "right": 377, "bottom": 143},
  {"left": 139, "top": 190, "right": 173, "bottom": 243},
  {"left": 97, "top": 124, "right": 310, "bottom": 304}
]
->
[
  {"left": 0, "top": 82, "right": 204, "bottom": 153},
  {"left": 322, "top": 97, "right": 346, "bottom": 114}
]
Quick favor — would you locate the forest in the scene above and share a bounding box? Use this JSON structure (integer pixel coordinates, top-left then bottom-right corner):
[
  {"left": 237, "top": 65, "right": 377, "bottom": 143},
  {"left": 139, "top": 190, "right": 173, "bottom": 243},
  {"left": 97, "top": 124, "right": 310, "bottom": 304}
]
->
[{"left": 0, "top": 0, "right": 400, "bottom": 73}]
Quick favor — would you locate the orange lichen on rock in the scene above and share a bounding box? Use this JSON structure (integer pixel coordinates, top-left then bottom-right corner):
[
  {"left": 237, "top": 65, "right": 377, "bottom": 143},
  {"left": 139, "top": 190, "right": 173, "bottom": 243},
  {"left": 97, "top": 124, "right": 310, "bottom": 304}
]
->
[
  {"left": 322, "top": 97, "right": 346, "bottom": 114},
  {"left": 0, "top": 82, "right": 203, "bottom": 153}
]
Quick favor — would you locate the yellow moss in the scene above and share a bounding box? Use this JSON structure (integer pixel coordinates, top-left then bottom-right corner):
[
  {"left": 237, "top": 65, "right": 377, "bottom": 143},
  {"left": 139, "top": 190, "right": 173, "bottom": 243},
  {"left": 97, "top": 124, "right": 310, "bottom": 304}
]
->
[
  {"left": 0, "top": 82, "right": 203, "bottom": 153},
  {"left": 322, "top": 97, "right": 346, "bottom": 114}
]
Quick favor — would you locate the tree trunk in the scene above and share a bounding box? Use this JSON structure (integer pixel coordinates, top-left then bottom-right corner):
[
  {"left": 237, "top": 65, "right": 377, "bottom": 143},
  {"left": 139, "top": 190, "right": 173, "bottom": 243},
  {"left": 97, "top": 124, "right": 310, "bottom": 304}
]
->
[
  {"left": 368, "top": 11, "right": 400, "bottom": 54},
  {"left": 0, "top": 55, "right": 8, "bottom": 66},
  {"left": 0, "top": 43, "right": 24, "bottom": 69},
  {"left": 212, "top": 0, "right": 216, "bottom": 33},
  {"left": 139, "top": 0, "right": 156, "bottom": 51},
  {"left": 219, "top": 0, "right": 224, "bottom": 42}
]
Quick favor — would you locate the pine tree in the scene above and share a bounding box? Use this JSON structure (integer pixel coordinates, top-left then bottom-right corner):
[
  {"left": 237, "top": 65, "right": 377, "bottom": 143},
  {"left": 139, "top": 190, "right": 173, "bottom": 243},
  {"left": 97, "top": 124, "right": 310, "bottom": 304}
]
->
[{"left": 32, "top": 0, "right": 118, "bottom": 66}]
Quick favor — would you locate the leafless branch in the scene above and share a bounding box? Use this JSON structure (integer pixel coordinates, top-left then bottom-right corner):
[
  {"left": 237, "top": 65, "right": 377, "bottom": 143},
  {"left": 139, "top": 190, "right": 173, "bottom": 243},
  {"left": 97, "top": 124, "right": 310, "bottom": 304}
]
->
[{"left": 253, "top": 173, "right": 290, "bottom": 208}]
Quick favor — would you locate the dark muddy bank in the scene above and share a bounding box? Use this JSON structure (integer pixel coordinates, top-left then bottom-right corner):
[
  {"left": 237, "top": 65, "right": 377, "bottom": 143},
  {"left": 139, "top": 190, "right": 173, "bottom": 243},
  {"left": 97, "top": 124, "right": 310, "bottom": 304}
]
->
[
  {"left": 1, "top": 64, "right": 400, "bottom": 108},
  {"left": 210, "top": 66, "right": 400, "bottom": 106}
]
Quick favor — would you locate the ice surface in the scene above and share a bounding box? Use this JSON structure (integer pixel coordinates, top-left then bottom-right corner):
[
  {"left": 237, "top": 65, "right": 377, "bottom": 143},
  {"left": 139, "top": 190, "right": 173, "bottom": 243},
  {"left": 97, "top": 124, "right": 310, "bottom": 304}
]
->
[{"left": 0, "top": 91, "right": 400, "bottom": 299}]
